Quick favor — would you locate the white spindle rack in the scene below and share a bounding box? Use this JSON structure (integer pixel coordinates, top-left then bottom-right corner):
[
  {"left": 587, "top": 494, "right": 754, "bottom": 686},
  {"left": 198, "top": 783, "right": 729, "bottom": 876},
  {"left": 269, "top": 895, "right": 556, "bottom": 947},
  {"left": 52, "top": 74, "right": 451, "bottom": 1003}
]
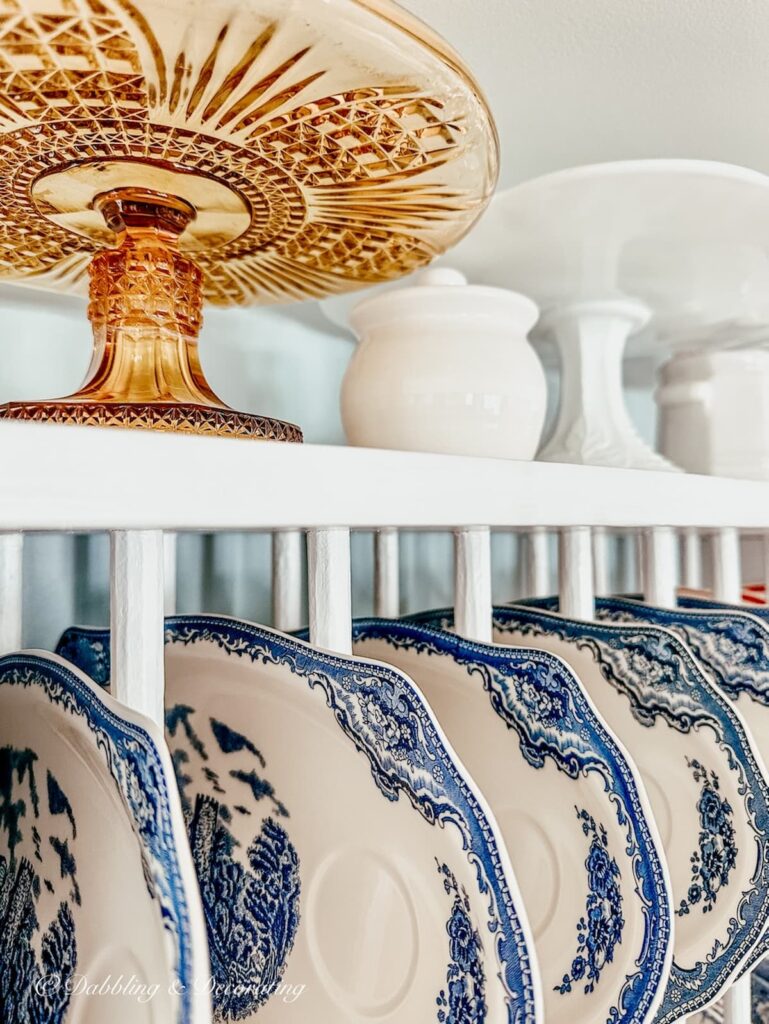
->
[
  {"left": 559, "top": 526, "right": 594, "bottom": 618},
  {"left": 0, "top": 531, "right": 23, "bottom": 655},
  {"left": 523, "top": 526, "right": 551, "bottom": 598},
  {"left": 711, "top": 529, "right": 752, "bottom": 1024},
  {"left": 374, "top": 527, "right": 400, "bottom": 619},
  {"left": 2, "top": 420, "right": 765, "bottom": 1024},
  {"left": 454, "top": 526, "right": 492, "bottom": 642},
  {"left": 271, "top": 529, "right": 304, "bottom": 632},
  {"left": 642, "top": 527, "right": 678, "bottom": 609}
]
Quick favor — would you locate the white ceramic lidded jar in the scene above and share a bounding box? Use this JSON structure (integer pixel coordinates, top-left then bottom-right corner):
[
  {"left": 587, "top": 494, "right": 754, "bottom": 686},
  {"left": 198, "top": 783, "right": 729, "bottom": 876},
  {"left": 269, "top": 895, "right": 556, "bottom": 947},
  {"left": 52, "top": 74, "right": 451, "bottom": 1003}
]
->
[{"left": 341, "top": 268, "right": 546, "bottom": 458}]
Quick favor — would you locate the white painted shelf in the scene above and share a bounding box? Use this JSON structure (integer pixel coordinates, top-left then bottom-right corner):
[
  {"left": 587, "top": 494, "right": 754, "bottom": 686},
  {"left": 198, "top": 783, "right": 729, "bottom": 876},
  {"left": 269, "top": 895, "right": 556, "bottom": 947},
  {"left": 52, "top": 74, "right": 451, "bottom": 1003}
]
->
[{"left": 0, "top": 420, "right": 766, "bottom": 532}]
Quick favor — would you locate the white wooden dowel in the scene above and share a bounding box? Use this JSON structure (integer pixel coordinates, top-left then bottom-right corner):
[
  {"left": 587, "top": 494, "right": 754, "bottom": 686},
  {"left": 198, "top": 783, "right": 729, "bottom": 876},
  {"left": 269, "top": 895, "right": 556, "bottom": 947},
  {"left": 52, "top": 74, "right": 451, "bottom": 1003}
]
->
[
  {"left": 593, "top": 527, "right": 610, "bottom": 597},
  {"left": 642, "top": 528, "right": 678, "bottom": 609},
  {"left": 681, "top": 528, "right": 703, "bottom": 591},
  {"left": 558, "top": 527, "right": 594, "bottom": 619},
  {"left": 619, "top": 532, "right": 639, "bottom": 595},
  {"left": 523, "top": 527, "right": 551, "bottom": 598},
  {"left": 454, "top": 527, "right": 492, "bottom": 643},
  {"left": 712, "top": 528, "right": 741, "bottom": 605},
  {"left": 0, "top": 533, "right": 23, "bottom": 654},
  {"left": 374, "top": 528, "right": 400, "bottom": 619},
  {"left": 272, "top": 530, "right": 304, "bottom": 631},
  {"left": 307, "top": 528, "right": 352, "bottom": 654},
  {"left": 723, "top": 975, "right": 751, "bottom": 1024},
  {"left": 163, "top": 531, "right": 177, "bottom": 616},
  {"left": 110, "top": 530, "right": 165, "bottom": 726},
  {"left": 713, "top": 526, "right": 748, "bottom": 1024}
]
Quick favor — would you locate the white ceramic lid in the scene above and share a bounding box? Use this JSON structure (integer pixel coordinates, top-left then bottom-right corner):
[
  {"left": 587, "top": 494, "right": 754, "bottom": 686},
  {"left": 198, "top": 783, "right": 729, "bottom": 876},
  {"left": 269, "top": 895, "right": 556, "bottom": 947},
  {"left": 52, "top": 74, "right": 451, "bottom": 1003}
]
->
[{"left": 348, "top": 267, "right": 540, "bottom": 335}]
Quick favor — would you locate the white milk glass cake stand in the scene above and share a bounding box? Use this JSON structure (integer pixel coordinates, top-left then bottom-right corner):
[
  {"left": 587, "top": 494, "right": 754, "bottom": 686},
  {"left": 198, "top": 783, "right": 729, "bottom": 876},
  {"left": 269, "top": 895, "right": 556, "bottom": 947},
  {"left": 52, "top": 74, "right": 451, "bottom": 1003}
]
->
[{"left": 444, "top": 159, "right": 769, "bottom": 472}]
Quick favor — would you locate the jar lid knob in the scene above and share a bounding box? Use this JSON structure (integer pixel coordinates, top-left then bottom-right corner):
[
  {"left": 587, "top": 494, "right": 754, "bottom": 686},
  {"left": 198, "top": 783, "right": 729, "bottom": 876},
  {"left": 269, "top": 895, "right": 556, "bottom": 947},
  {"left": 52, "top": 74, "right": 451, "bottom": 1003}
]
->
[{"left": 416, "top": 267, "right": 468, "bottom": 287}]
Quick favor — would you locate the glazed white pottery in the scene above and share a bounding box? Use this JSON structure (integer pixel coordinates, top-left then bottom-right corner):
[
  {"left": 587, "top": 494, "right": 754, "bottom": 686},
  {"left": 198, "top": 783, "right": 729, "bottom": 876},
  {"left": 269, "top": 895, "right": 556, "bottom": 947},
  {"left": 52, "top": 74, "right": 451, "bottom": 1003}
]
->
[
  {"left": 535, "top": 298, "right": 665, "bottom": 469},
  {"left": 351, "top": 618, "right": 674, "bottom": 1024},
  {"left": 657, "top": 347, "right": 769, "bottom": 478},
  {"left": 341, "top": 267, "right": 547, "bottom": 459},
  {"left": 56, "top": 617, "right": 544, "bottom": 1024},
  {"left": 444, "top": 159, "right": 769, "bottom": 470},
  {"left": 0, "top": 650, "right": 211, "bottom": 1024},
  {"left": 408, "top": 604, "right": 769, "bottom": 1022}
]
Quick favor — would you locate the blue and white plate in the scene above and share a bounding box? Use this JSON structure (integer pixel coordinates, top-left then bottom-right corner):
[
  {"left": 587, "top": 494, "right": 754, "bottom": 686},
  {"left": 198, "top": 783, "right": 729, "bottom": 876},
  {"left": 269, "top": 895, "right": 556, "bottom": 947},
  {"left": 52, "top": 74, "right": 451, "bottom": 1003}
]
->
[
  {"left": 0, "top": 650, "right": 211, "bottom": 1024},
  {"left": 675, "top": 595, "right": 769, "bottom": 759},
  {"left": 408, "top": 604, "right": 769, "bottom": 1023},
  {"left": 57, "top": 616, "right": 544, "bottom": 1024},
  {"left": 350, "top": 618, "right": 673, "bottom": 1024},
  {"left": 591, "top": 596, "right": 769, "bottom": 790},
  {"left": 587, "top": 595, "right": 769, "bottom": 969},
  {"left": 529, "top": 594, "right": 769, "bottom": 776}
]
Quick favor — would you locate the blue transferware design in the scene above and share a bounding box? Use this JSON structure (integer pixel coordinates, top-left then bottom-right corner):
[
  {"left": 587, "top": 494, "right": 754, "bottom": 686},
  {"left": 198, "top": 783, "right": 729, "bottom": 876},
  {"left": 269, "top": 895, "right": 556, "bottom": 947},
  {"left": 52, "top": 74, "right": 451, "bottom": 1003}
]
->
[
  {"left": 407, "top": 605, "right": 769, "bottom": 1024},
  {"left": 0, "top": 654, "right": 197, "bottom": 1024},
  {"left": 57, "top": 617, "right": 541, "bottom": 1024},
  {"left": 61, "top": 638, "right": 303, "bottom": 1022},
  {"left": 58, "top": 628, "right": 111, "bottom": 689},
  {"left": 350, "top": 617, "right": 671, "bottom": 1024},
  {"left": 590, "top": 595, "right": 769, "bottom": 712},
  {"left": 436, "top": 861, "right": 487, "bottom": 1024},
  {"left": 584, "top": 595, "right": 769, "bottom": 961},
  {"left": 168, "top": 703, "right": 301, "bottom": 1020},
  {"left": 58, "top": 632, "right": 303, "bottom": 1019},
  {"left": 0, "top": 747, "right": 78, "bottom": 1024},
  {"left": 556, "top": 808, "right": 624, "bottom": 998},
  {"left": 676, "top": 759, "right": 736, "bottom": 918}
]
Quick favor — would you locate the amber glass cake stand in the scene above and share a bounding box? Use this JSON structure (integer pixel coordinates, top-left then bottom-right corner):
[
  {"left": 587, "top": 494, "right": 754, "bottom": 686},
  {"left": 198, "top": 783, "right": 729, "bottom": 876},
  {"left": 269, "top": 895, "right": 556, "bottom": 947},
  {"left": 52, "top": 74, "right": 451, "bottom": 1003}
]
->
[{"left": 0, "top": 0, "right": 497, "bottom": 440}]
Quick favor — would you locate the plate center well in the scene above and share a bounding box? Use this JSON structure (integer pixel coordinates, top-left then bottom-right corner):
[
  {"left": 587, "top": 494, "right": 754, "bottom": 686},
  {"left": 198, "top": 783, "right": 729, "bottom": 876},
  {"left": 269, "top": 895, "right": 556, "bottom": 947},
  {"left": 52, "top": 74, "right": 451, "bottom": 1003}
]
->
[{"left": 307, "top": 849, "right": 419, "bottom": 1017}]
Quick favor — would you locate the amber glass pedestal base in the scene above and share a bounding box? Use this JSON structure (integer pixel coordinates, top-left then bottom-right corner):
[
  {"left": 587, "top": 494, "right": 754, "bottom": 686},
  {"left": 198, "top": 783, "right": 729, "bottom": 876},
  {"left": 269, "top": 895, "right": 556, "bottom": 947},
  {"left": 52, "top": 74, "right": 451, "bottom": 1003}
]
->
[
  {"left": 0, "top": 401, "right": 303, "bottom": 441},
  {"left": 1, "top": 186, "right": 304, "bottom": 442}
]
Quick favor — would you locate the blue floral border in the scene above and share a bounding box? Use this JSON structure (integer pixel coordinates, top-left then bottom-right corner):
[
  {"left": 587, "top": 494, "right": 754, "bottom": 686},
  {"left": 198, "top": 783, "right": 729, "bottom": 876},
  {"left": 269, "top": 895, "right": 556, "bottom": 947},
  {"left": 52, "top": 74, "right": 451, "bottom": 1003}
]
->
[
  {"left": 57, "top": 617, "right": 540, "bottom": 1024},
  {"left": 0, "top": 653, "right": 194, "bottom": 1024},
  {"left": 594, "top": 596, "right": 769, "bottom": 711},
  {"left": 408, "top": 604, "right": 769, "bottom": 1024},
  {"left": 588, "top": 595, "right": 769, "bottom": 970},
  {"left": 352, "top": 617, "right": 672, "bottom": 1024}
]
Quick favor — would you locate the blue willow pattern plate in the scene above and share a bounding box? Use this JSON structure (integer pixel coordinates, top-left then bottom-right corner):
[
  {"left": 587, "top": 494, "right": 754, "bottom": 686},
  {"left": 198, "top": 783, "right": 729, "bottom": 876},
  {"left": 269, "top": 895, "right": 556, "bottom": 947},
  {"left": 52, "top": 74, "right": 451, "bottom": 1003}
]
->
[
  {"left": 0, "top": 651, "right": 210, "bottom": 1024},
  {"left": 349, "top": 618, "right": 673, "bottom": 1024},
  {"left": 57, "top": 617, "right": 544, "bottom": 1024},
  {"left": 407, "top": 605, "right": 769, "bottom": 1024}
]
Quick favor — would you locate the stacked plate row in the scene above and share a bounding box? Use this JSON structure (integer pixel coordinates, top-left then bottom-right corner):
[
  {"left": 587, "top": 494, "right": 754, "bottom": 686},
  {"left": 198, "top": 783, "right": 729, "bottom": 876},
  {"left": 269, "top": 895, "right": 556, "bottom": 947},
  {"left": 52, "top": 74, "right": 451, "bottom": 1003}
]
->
[{"left": 5, "top": 592, "right": 769, "bottom": 1023}]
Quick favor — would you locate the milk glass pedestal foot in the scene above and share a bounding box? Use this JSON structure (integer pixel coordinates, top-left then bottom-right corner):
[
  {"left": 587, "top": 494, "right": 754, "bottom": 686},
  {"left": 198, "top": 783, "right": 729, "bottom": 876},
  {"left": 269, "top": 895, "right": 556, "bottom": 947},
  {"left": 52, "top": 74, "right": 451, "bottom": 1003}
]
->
[{"left": 538, "top": 298, "right": 678, "bottom": 470}]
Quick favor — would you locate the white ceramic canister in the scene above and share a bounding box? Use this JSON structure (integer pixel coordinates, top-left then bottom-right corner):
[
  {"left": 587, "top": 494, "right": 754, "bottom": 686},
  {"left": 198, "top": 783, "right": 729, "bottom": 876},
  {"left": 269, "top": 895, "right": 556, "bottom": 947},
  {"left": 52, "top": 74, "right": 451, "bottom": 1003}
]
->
[
  {"left": 341, "top": 268, "right": 546, "bottom": 459},
  {"left": 657, "top": 346, "right": 769, "bottom": 479}
]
